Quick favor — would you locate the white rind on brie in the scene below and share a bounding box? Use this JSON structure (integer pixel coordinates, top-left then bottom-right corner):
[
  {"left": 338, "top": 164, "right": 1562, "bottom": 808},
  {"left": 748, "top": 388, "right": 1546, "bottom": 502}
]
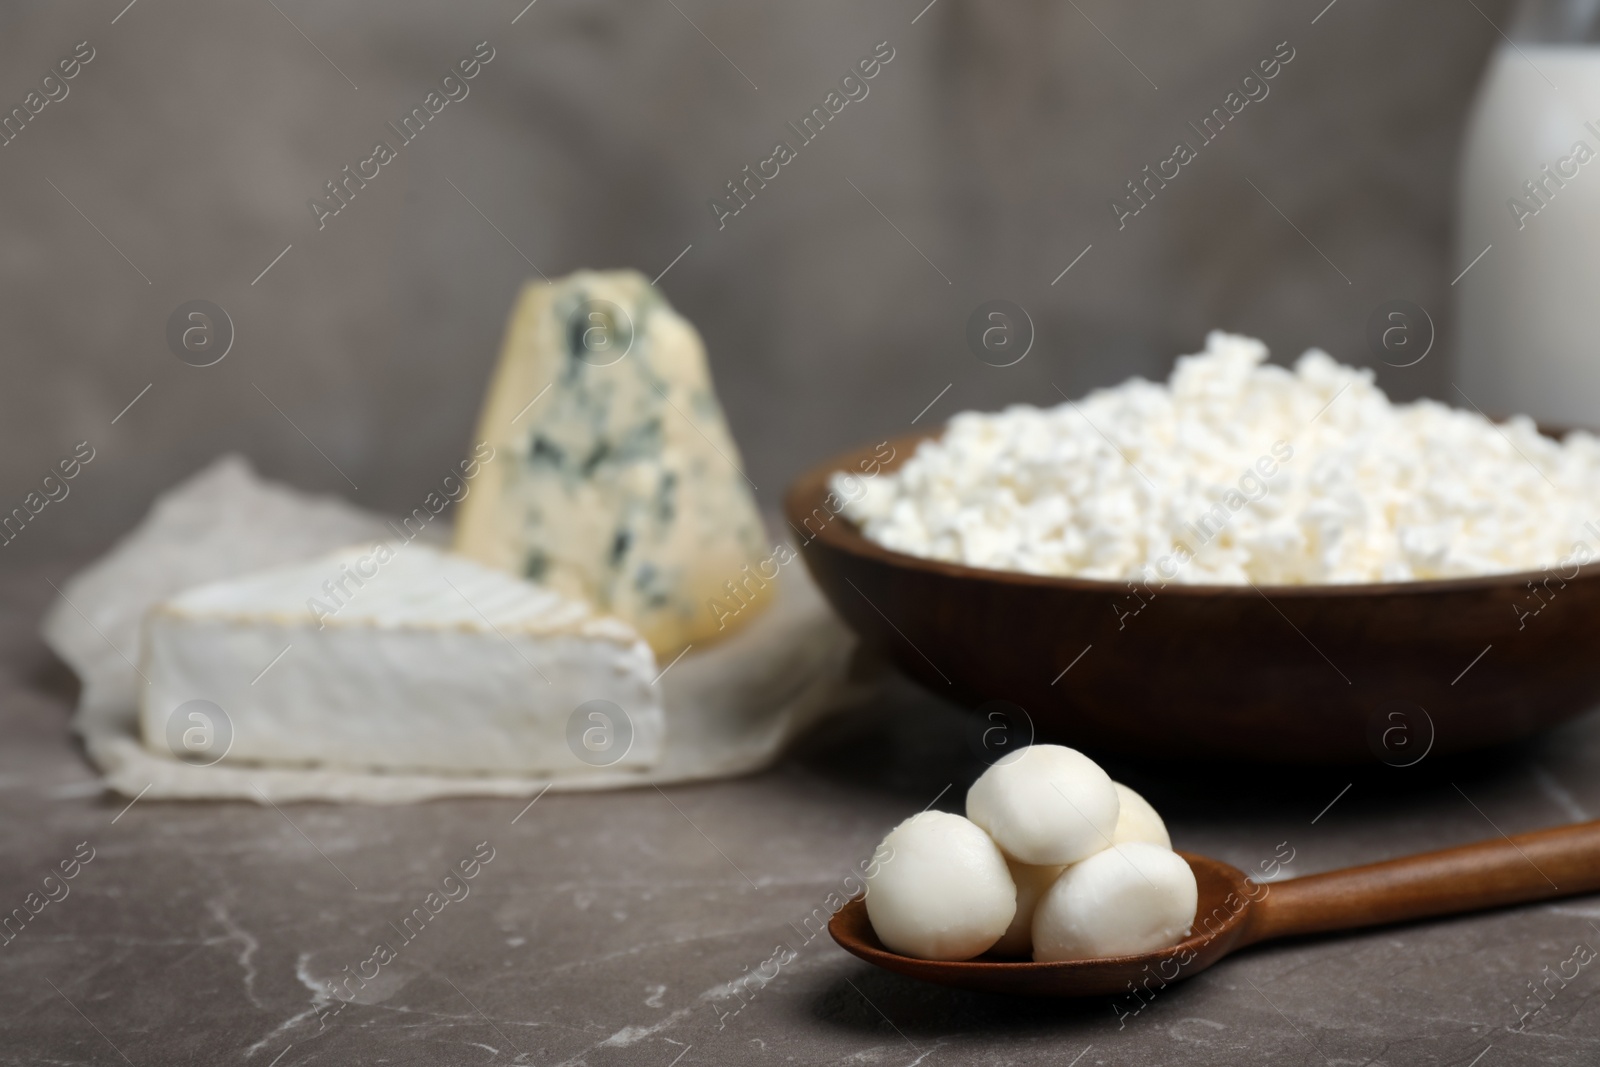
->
[
  {"left": 138, "top": 543, "right": 663, "bottom": 775},
  {"left": 453, "top": 269, "right": 772, "bottom": 657}
]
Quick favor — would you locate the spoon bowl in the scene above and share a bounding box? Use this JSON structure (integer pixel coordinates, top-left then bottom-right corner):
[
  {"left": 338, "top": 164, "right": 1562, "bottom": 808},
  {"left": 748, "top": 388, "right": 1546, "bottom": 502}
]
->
[
  {"left": 830, "top": 821, "right": 1600, "bottom": 997},
  {"left": 830, "top": 851, "right": 1252, "bottom": 997}
]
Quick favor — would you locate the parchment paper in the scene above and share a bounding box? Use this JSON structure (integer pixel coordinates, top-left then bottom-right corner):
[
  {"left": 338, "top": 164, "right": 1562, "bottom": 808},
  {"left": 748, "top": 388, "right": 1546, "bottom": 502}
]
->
[{"left": 40, "top": 456, "right": 860, "bottom": 803}]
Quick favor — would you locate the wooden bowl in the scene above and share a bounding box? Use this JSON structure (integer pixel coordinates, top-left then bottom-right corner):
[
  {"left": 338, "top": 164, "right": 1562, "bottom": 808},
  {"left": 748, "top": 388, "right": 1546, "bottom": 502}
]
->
[{"left": 784, "top": 431, "right": 1600, "bottom": 764}]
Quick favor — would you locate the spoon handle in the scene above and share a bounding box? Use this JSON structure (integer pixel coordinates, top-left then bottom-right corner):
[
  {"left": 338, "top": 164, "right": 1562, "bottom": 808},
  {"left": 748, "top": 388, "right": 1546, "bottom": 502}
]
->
[{"left": 1240, "top": 818, "right": 1600, "bottom": 946}]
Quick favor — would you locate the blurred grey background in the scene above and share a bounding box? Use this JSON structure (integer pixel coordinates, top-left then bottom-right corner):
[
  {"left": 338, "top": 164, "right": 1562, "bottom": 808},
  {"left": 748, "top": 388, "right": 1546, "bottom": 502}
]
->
[{"left": 0, "top": 0, "right": 1502, "bottom": 565}]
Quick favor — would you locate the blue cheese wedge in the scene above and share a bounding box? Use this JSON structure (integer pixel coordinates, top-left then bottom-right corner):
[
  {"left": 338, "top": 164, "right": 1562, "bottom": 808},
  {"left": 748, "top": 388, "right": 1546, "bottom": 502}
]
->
[
  {"left": 138, "top": 543, "right": 663, "bottom": 775},
  {"left": 453, "top": 270, "right": 772, "bottom": 656}
]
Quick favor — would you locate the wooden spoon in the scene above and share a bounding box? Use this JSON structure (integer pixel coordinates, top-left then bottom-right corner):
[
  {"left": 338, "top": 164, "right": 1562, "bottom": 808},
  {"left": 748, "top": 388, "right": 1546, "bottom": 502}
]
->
[{"left": 829, "top": 820, "right": 1600, "bottom": 997}]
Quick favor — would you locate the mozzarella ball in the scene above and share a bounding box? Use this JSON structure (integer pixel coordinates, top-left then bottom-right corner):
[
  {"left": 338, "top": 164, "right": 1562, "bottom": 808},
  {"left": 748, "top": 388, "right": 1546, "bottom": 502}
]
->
[
  {"left": 1032, "top": 842, "right": 1198, "bottom": 962},
  {"left": 966, "top": 745, "right": 1120, "bottom": 865},
  {"left": 1111, "top": 782, "right": 1172, "bottom": 849},
  {"left": 864, "top": 811, "right": 1017, "bottom": 961},
  {"left": 989, "top": 856, "right": 1064, "bottom": 958}
]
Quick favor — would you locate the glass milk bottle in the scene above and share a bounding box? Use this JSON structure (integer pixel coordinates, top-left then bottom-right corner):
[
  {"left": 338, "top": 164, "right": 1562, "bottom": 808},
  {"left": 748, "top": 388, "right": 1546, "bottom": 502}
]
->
[{"left": 1456, "top": 0, "right": 1600, "bottom": 428}]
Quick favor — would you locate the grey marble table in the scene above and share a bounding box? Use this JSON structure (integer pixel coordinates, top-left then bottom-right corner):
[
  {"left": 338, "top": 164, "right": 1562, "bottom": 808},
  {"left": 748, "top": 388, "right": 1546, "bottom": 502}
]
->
[{"left": 3, "top": 557, "right": 1598, "bottom": 1067}]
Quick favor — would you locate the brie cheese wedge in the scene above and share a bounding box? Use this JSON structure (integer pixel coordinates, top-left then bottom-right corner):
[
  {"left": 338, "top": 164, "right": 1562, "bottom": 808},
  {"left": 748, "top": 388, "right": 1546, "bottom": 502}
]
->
[
  {"left": 454, "top": 269, "right": 772, "bottom": 657},
  {"left": 138, "top": 542, "right": 663, "bottom": 775}
]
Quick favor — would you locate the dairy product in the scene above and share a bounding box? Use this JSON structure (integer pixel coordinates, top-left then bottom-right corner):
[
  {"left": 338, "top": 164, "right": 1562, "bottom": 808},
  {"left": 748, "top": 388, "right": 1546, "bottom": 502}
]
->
[
  {"left": 991, "top": 856, "right": 1065, "bottom": 958},
  {"left": 1031, "top": 843, "right": 1199, "bottom": 963},
  {"left": 1111, "top": 783, "right": 1171, "bottom": 849},
  {"left": 140, "top": 543, "right": 663, "bottom": 775},
  {"left": 1457, "top": 44, "right": 1600, "bottom": 430},
  {"left": 455, "top": 270, "right": 772, "bottom": 657},
  {"left": 865, "top": 743, "right": 1193, "bottom": 962},
  {"left": 862, "top": 810, "right": 1017, "bottom": 961},
  {"left": 837, "top": 331, "right": 1600, "bottom": 584},
  {"left": 965, "top": 744, "right": 1120, "bottom": 866}
]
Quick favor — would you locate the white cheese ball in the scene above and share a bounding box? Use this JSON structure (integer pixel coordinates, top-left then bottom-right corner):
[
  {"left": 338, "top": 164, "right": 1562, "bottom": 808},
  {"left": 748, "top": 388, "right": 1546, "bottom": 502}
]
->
[
  {"left": 989, "top": 856, "right": 1064, "bottom": 958},
  {"left": 966, "top": 745, "right": 1120, "bottom": 866},
  {"left": 864, "top": 811, "right": 1016, "bottom": 961},
  {"left": 1111, "top": 782, "right": 1171, "bottom": 849},
  {"left": 1032, "top": 842, "right": 1198, "bottom": 962}
]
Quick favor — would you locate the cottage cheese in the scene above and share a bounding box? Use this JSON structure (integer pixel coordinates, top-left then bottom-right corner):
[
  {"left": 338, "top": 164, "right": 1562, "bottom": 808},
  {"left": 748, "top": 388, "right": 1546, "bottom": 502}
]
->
[{"left": 833, "top": 331, "right": 1600, "bottom": 584}]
